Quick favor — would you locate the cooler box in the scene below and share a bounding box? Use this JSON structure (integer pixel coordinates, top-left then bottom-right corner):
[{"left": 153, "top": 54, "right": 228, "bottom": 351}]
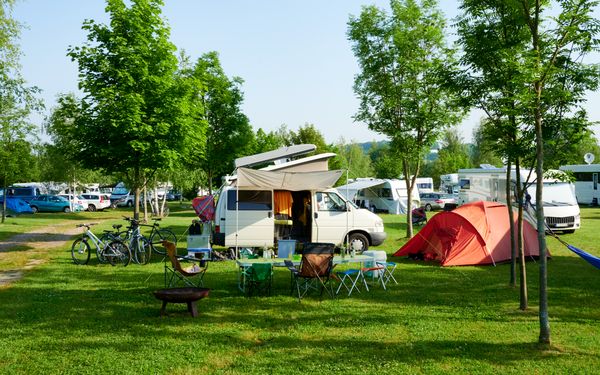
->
[
  {"left": 187, "top": 235, "right": 212, "bottom": 259},
  {"left": 362, "top": 250, "right": 387, "bottom": 278},
  {"left": 277, "top": 239, "right": 296, "bottom": 259}
]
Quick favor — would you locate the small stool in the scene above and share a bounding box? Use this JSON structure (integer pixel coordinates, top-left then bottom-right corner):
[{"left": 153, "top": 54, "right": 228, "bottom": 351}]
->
[
  {"left": 335, "top": 269, "right": 367, "bottom": 296},
  {"left": 153, "top": 287, "right": 210, "bottom": 317},
  {"left": 377, "top": 261, "right": 398, "bottom": 285}
]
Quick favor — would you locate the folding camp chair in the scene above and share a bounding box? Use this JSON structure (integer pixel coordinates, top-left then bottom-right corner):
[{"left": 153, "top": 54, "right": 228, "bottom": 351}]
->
[
  {"left": 377, "top": 261, "right": 398, "bottom": 285},
  {"left": 291, "top": 243, "right": 336, "bottom": 302},
  {"left": 241, "top": 263, "right": 273, "bottom": 297},
  {"left": 163, "top": 240, "right": 208, "bottom": 288},
  {"left": 335, "top": 268, "right": 368, "bottom": 296}
]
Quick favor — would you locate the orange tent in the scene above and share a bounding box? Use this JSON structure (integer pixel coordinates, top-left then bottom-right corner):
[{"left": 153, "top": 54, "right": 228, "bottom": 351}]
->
[{"left": 394, "top": 201, "right": 543, "bottom": 266}]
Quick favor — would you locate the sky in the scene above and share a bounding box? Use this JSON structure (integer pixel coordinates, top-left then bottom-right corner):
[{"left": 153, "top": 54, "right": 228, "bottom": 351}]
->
[{"left": 11, "top": 0, "right": 600, "bottom": 146}]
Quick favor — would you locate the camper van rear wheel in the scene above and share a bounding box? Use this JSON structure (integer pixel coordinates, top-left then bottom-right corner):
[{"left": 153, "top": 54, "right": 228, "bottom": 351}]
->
[
  {"left": 30, "top": 206, "right": 38, "bottom": 214},
  {"left": 348, "top": 233, "right": 368, "bottom": 254}
]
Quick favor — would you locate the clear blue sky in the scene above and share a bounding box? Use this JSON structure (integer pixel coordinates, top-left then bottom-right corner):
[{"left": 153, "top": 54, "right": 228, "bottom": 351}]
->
[{"left": 12, "top": 0, "right": 600, "bottom": 146}]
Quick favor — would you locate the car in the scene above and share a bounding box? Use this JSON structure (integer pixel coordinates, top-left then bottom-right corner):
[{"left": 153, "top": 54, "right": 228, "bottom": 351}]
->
[
  {"left": 59, "top": 194, "right": 90, "bottom": 211},
  {"left": 29, "top": 195, "right": 84, "bottom": 213},
  {"left": 166, "top": 190, "right": 182, "bottom": 201},
  {"left": 420, "top": 193, "right": 457, "bottom": 211},
  {"left": 80, "top": 193, "right": 112, "bottom": 211}
]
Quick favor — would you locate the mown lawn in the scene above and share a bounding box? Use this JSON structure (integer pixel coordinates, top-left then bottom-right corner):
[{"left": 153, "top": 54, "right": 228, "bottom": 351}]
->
[{"left": 0, "top": 205, "right": 599, "bottom": 374}]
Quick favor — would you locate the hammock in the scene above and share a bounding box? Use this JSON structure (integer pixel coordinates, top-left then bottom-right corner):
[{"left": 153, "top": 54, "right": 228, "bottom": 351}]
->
[{"left": 566, "top": 244, "right": 600, "bottom": 270}]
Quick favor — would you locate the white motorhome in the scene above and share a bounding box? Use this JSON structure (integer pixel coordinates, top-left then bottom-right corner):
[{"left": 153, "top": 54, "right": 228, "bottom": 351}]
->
[
  {"left": 559, "top": 164, "right": 600, "bottom": 205},
  {"left": 212, "top": 145, "right": 387, "bottom": 252},
  {"left": 415, "top": 177, "right": 434, "bottom": 194},
  {"left": 458, "top": 167, "right": 581, "bottom": 233},
  {"left": 440, "top": 173, "right": 459, "bottom": 194},
  {"left": 336, "top": 178, "right": 421, "bottom": 214}
]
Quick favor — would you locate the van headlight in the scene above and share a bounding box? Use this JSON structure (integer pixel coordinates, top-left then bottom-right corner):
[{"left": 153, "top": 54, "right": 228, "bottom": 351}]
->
[{"left": 375, "top": 220, "right": 384, "bottom": 231}]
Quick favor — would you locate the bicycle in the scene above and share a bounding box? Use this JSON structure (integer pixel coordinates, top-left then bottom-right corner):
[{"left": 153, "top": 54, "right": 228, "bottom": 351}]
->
[
  {"left": 138, "top": 217, "right": 177, "bottom": 256},
  {"left": 71, "top": 223, "right": 131, "bottom": 266},
  {"left": 120, "top": 217, "right": 152, "bottom": 265}
]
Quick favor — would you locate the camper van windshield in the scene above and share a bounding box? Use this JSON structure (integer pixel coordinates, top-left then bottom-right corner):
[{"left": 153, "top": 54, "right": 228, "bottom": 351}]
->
[{"left": 528, "top": 182, "right": 577, "bottom": 206}]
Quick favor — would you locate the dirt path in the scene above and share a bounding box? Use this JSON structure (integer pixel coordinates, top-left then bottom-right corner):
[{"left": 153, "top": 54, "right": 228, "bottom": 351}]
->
[{"left": 0, "top": 222, "right": 90, "bottom": 286}]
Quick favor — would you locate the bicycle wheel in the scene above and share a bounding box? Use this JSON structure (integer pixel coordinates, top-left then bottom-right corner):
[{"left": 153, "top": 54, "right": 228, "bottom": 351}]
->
[
  {"left": 71, "top": 238, "right": 91, "bottom": 265},
  {"left": 98, "top": 233, "right": 119, "bottom": 264},
  {"left": 150, "top": 228, "right": 177, "bottom": 256},
  {"left": 132, "top": 236, "right": 152, "bottom": 265},
  {"left": 103, "top": 240, "right": 131, "bottom": 267}
]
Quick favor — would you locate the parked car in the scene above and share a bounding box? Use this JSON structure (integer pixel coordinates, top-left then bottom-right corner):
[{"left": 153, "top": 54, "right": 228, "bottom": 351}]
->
[
  {"left": 59, "top": 194, "right": 90, "bottom": 211},
  {"left": 420, "top": 193, "right": 457, "bottom": 211},
  {"left": 166, "top": 190, "right": 182, "bottom": 201},
  {"left": 80, "top": 193, "right": 112, "bottom": 211},
  {"left": 0, "top": 186, "right": 43, "bottom": 203},
  {"left": 29, "top": 195, "right": 83, "bottom": 213}
]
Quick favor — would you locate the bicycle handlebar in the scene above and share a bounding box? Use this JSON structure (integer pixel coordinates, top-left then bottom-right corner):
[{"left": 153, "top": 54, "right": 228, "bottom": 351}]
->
[{"left": 76, "top": 223, "right": 98, "bottom": 228}]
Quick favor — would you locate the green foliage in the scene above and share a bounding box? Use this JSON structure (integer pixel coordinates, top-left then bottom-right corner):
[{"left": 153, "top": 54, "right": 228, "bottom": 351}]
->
[
  {"left": 471, "top": 120, "right": 504, "bottom": 168},
  {"left": 369, "top": 143, "right": 402, "bottom": 179},
  {"left": 348, "top": 0, "right": 463, "bottom": 237},
  {"left": 425, "top": 128, "right": 472, "bottom": 187},
  {"left": 0, "top": 0, "right": 43, "bottom": 222},
  {"left": 185, "top": 51, "right": 253, "bottom": 191},
  {"left": 332, "top": 141, "right": 374, "bottom": 185},
  {"left": 251, "top": 128, "right": 285, "bottom": 155},
  {"left": 67, "top": 0, "right": 205, "bottom": 217}
]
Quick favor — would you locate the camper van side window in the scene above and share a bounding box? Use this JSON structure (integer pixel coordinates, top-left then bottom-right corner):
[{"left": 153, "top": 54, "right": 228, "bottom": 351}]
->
[
  {"left": 459, "top": 179, "right": 470, "bottom": 190},
  {"left": 574, "top": 172, "right": 593, "bottom": 181},
  {"left": 380, "top": 188, "right": 392, "bottom": 198},
  {"left": 227, "top": 190, "right": 272, "bottom": 211}
]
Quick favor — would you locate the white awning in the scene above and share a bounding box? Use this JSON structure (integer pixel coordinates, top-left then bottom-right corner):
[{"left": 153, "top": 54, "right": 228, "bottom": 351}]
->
[
  {"left": 236, "top": 168, "right": 343, "bottom": 191},
  {"left": 336, "top": 179, "right": 387, "bottom": 200}
]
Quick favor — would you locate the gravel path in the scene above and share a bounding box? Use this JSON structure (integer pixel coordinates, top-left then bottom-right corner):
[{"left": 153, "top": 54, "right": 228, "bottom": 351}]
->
[{"left": 0, "top": 223, "right": 89, "bottom": 286}]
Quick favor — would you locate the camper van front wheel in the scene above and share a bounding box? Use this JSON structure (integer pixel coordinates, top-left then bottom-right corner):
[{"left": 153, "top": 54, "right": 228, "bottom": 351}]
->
[{"left": 348, "top": 233, "right": 368, "bottom": 253}]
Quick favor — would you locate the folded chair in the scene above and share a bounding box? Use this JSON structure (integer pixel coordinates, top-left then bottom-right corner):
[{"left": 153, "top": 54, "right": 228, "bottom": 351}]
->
[
  {"left": 292, "top": 243, "right": 335, "bottom": 302},
  {"left": 242, "top": 263, "right": 273, "bottom": 297},
  {"left": 163, "top": 240, "right": 208, "bottom": 288}
]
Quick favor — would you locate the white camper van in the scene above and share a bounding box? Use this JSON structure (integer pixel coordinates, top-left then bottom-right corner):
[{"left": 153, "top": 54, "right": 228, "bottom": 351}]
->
[
  {"left": 212, "top": 146, "right": 387, "bottom": 252},
  {"left": 559, "top": 164, "right": 600, "bottom": 205},
  {"left": 458, "top": 167, "right": 580, "bottom": 233},
  {"left": 337, "top": 178, "right": 421, "bottom": 214}
]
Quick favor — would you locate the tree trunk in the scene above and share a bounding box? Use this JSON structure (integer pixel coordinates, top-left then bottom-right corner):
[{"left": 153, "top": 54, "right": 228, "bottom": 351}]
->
[
  {"left": 534, "top": 82, "right": 550, "bottom": 344},
  {"left": 402, "top": 159, "right": 414, "bottom": 238},
  {"left": 515, "top": 159, "right": 528, "bottom": 310},
  {"left": 133, "top": 167, "right": 140, "bottom": 220},
  {"left": 506, "top": 160, "right": 516, "bottom": 287}
]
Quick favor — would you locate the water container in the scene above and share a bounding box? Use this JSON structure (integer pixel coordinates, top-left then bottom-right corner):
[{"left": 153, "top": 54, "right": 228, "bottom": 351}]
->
[
  {"left": 362, "top": 250, "right": 387, "bottom": 278},
  {"left": 277, "top": 239, "right": 296, "bottom": 259}
]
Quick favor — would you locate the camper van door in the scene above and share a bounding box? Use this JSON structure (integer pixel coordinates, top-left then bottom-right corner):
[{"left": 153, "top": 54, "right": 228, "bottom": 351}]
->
[
  {"left": 313, "top": 191, "right": 350, "bottom": 244},
  {"left": 224, "top": 189, "right": 275, "bottom": 247}
]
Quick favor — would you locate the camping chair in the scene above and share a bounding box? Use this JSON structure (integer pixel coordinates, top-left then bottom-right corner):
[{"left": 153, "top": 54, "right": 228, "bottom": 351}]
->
[
  {"left": 291, "top": 243, "right": 336, "bottom": 302},
  {"left": 335, "top": 268, "right": 368, "bottom": 296},
  {"left": 377, "top": 261, "right": 398, "bottom": 285},
  {"left": 163, "top": 240, "right": 208, "bottom": 288},
  {"left": 241, "top": 263, "right": 273, "bottom": 297}
]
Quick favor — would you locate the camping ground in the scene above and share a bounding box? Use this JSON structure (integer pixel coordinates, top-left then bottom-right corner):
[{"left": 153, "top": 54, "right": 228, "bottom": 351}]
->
[{"left": 0, "top": 204, "right": 599, "bottom": 374}]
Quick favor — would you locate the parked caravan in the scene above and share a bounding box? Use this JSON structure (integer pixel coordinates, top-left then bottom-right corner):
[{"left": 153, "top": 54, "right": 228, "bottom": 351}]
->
[
  {"left": 212, "top": 145, "right": 387, "bottom": 252},
  {"left": 415, "top": 177, "right": 434, "bottom": 194},
  {"left": 458, "top": 167, "right": 580, "bottom": 233},
  {"left": 559, "top": 164, "right": 600, "bottom": 205},
  {"left": 336, "top": 178, "right": 421, "bottom": 214}
]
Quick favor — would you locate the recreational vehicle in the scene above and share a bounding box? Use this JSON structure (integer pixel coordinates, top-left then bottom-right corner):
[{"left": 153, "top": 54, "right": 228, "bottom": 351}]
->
[
  {"left": 559, "top": 164, "right": 600, "bottom": 205},
  {"left": 440, "top": 173, "right": 459, "bottom": 194},
  {"left": 336, "top": 178, "right": 421, "bottom": 214},
  {"left": 415, "top": 177, "right": 434, "bottom": 194},
  {"left": 458, "top": 167, "right": 580, "bottom": 233},
  {"left": 212, "top": 145, "right": 387, "bottom": 252}
]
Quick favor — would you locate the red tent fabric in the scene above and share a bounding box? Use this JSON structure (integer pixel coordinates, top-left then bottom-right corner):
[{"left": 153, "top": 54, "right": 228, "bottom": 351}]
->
[
  {"left": 192, "top": 195, "right": 215, "bottom": 222},
  {"left": 394, "top": 201, "right": 543, "bottom": 266}
]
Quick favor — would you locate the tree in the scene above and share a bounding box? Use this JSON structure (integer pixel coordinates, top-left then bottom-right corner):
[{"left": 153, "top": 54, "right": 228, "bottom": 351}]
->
[
  {"left": 67, "top": 0, "right": 203, "bottom": 219},
  {"left": 428, "top": 128, "right": 472, "bottom": 187},
  {"left": 517, "top": 0, "right": 600, "bottom": 344},
  {"left": 369, "top": 143, "right": 403, "bottom": 179},
  {"left": 0, "top": 0, "right": 42, "bottom": 223},
  {"left": 471, "top": 120, "right": 504, "bottom": 168},
  {"left": 348, "top": 0, "right": 463, "bottom": 237},
  {"left": 188, "top": 51, "right": 254, "bottom": 192},
  {"left": 334, "top": 140, "right": 374, "bottom": 185},
  {"left": 251, "top": 128, "right": 285, "bottom": 155}
]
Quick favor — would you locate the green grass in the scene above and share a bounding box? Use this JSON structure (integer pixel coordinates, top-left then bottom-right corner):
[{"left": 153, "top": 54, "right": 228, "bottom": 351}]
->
[{"left": 0, "top": 206, "right": 599, "bottom": 374}]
